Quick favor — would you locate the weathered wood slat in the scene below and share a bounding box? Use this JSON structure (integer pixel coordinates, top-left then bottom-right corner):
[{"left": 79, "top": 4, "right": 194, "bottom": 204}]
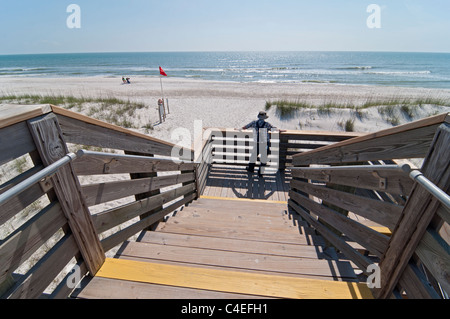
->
[
  {"left": 82, "top": 172, "right": 195, "bottom": 206},
  {"left": 289, "top": 190, "right": 390, "bottom": 257},
  {"left": 165, "top": 212, "right": 311, "bottom": 237},
  {"left": 292, "top": 114, "right": 448, "bottom": 166},
  {"left": 414, "top": 229, "right": 450, "bottom": 294},
  {"left": 74, "top": 276, "right": 267, "bottom": 299},
  {"left": 101, "top": 193, "right": 196, "bottom": 252},
  {"left": 27, "top": 113, "right": 105, "bottom": 276},
  {"left": 376, "top": 123, "right": 450, "bottom": 299},
  {"left": 140, "top": 231, "right": 332, "bottom": 259},
  {"left": 288, "top": 199, "right": 373, "bottom": 273},
  {"left": 280, "top": 130, "right": 363, "bottom": 142},
  {"left": 118, "top": 241, "right": 356, "bottom": 280},
  {"left": 96, "top": 258, "right": 373, "bottom": 299},
  {"left": 290, "top": 179, "right": 403, "bottom": 229},
  {"left": 0, "top": 104, "right": 52, "bottom": 130},
  {"left": 158, "top": 220, "right": 325, "bottom": 246},
  {"left": 291, "top": 167, "right": 414, "bottom": 196},
  {"left": 52, "top": 106, "right": 188, "bottom": 158},
  {"left": 73, "top": 153, "right": 195, "bottom": 176},
  {"left": 50, "top": 259, "right": 88, "bottom": 299},
  {"left": 397, "top": 262, "right": 441, "bottom": 299},
  {"left": 0, "top": 182, "right": 46, "bottom": 227},
  {"left": 92, "top": 183, "right": 196, "bottom": 234},
  {"left": 6, "top": 234, "right": 79, "bottom": 299},
  {"left": 0, "top": 121, "right": 36, "bottom": 166},
  {"left": 0, "top": 202, "right": 66, "bottom": 286}
]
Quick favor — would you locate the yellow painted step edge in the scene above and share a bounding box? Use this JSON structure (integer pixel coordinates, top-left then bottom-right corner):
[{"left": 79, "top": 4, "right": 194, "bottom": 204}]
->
[
  {"left": 200, "top": 195, "right": 287, "bottom": 205},
  {"left": 96, "top": 258, "right": 373, "bottom": 299}
]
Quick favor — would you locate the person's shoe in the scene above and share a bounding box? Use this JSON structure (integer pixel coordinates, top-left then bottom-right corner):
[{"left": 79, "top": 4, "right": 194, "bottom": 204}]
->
[{"left": 246, "top": 166, "right": 254, "bottom": 173}]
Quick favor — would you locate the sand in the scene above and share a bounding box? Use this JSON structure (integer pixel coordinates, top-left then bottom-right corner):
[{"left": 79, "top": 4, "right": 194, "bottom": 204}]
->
[{"left": 1, "top": 76, "right": 449, "bottom": 145}]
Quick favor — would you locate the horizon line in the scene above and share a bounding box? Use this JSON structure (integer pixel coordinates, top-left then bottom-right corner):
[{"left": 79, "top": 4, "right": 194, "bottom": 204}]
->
[{"left": 2, "top": 49, "right": 450, "bottom": 57}]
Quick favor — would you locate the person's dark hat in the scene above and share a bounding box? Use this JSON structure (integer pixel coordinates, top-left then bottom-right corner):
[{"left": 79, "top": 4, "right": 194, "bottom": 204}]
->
[{"left": 257, "top": 111, "right": 269, "bottom": 120}]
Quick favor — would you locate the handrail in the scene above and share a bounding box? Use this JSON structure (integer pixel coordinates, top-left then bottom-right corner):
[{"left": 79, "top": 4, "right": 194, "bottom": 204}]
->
[
  {"left": 402, "top": 166, "right": 450, "bottom": 211},
  {"left": 0, "top": 152, "right": 77, "bottom": 206},
  {"left": 291, "top": 163, "right": 449, "bottom": 209}
]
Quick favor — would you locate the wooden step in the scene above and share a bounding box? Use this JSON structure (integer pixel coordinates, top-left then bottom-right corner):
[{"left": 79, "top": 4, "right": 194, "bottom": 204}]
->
[
  {"left": 94, "top": 258, "right": 373, "bottom": 299},
  {"left": 74, "top": 276, "right": 268, "bottom": 299},
  {"left": 156, "top": 222, "right": 325, "bottom": 246},
  {"left": 117, "top": 241, "right": 356, "bottom": 280},
  {"left": 173, "top": 205, "right": 311, "bottom": 229},
  {"left": 140, "top": 231, "right": 334, "bottom": 260},
  {"left": 191, "top": 197, "right": 288, "bottom": 211},
  {"left": 165, "top": 213, "right": 309, "bottom": 235}
]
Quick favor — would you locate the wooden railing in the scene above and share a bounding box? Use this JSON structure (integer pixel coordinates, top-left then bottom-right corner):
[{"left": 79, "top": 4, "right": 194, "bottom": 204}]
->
[
  {"left": 288, "top": 113, "right": 450, "bottom": 299},
  {"left": 0, "top": 104, "right": 196, "bottom": 299},
  {"left": 2, "top": 102, "right": 448, "bottom": 299},
  {"left": 196, "top": 127, "right": 361, "bottom": 178}
]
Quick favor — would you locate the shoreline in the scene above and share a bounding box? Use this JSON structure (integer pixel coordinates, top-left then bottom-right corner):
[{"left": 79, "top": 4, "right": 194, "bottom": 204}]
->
[{"left": 1, "top": 76, "right": 449, "bottom": 143}]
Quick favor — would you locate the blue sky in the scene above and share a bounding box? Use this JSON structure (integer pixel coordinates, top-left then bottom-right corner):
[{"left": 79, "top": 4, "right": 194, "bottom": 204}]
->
[{"left": 1, "top": 0, "right": 450, "bottom": 54}]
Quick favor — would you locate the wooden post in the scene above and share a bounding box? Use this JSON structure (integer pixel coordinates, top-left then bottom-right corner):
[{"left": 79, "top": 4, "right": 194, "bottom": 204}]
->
[
  {"left": 27, "top": 113, "right": 105, "bottom": 276},
  {"left": 375, "top": 123, "right": 450, "bottom": 298}
]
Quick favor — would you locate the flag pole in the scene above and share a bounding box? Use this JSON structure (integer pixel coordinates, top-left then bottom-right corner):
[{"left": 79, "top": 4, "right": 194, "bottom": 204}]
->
[{"left": 160, "top": 75, "right": 166, "bottom": 119}]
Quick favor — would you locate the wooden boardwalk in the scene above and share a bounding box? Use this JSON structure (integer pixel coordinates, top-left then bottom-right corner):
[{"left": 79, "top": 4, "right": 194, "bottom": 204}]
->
[
  {"left": 202, "top": 164, "right": 291, "bottom": 202},
  {"left": 75, "top": 197, "right": 372, "bottom": 299}
]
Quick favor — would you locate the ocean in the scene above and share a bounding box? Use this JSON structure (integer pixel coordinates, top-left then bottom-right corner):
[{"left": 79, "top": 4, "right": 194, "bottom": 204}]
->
[{"left": 1, "top": 51, "right": 449, "bottom": 89}]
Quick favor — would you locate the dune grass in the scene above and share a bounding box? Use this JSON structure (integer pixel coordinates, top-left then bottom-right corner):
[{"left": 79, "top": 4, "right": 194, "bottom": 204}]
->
[
  {"left": 0, "top": 93, "right": 148, "bottom": 128},
  {"left": 265, "top": 96, "right": 449, "bottom": 125}
]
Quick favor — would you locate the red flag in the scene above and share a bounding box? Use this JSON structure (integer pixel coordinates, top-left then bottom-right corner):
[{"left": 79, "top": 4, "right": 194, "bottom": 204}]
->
[{"left": 159, "top": 66, "right": 167, "bottom": 76}]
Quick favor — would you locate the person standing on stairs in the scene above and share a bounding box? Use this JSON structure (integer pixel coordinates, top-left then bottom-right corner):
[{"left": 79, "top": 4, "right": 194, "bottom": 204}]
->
[{"left": 241, "top": 111, "right": 284, "bottom": 177}]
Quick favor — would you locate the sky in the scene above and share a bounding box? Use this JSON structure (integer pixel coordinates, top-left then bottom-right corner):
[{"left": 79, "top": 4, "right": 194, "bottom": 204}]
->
[{"left": 1, "top": 0, "right": 450, "bottom": 55}]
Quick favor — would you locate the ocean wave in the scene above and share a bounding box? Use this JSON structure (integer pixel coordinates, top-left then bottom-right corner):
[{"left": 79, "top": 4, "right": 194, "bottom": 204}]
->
[
  {"left": 335, "top": 66, "right": 373, "bottom": 70},
  {"left": 366, "top": 70, "right": 432, "bottom": 75}
]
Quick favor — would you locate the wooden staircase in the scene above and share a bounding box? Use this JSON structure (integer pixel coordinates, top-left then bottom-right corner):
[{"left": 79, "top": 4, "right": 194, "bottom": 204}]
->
[{"left": 75, "top": 197, "right": 373, "bottom": 299}]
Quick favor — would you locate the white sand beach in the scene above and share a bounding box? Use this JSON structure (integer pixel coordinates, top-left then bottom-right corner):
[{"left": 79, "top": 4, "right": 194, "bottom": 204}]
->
[{"left": 1, "top": 76, "right": 449, "bottom": 145}]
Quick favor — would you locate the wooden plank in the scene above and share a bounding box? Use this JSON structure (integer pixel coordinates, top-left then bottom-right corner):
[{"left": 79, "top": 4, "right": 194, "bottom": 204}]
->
[
  {"left": 166, "top": 213, "right": 313, "bottom": 237},
  {"left": 196, "top": 196, "right": 288, "bottom": 210},
  {"left": 290, "top": 179, "right": 403, "bottom": 229},
  {"left": 415, "top": 229, "right": 450, "bottom": 294},
  {"left": 6, "top": 233, "right": 79, "bottom": 299},
  {"left": 291, "top": 167, "right": 414, "bottom": 196},
  {"left": 0, "top": 104, "right": 52, "bottom": 129},
  {"left": 140, "top": 231, "right": 332, "bottom": 259},
  {"left": 51, "top": 105, "right": 185, "bottom": 154},
  {"left": 280, "top": 130, "right": 363, "bottom": 142},
  {"left": 0, "top": 121, "right": 36, "bottom": 166},
  {"left": 0, "top": 202, "right": 65, "bottom": 285},
  {"left": 82, "top": 172, "right": 195, "bottom": 206},
  {"left": 397, "top": 262, "right": 441, "bottom": 299},
  {"left": 101, "top": 193, "right": 196, "bottom": 252},
  {"left": 118, "top": 241, "right": 356, "bottom": 280},
  {"left": 96, "top": 258, "right": 373, "bottom": 299},
  {"left": 56, "top": 113, "right": 186, "bottom": 158},
  {"left": 289, "top": 190, "right": 390, "bottom": 257},
  {"left": 93, "top": 183, "right": 196, "bottom": 234},
  {"left": 73, "top": 152, "right": 195, "bottom": 176},
  {"left": 27, "top": 113, "right": 105, "bottom": 275},
  {"left": 376, "top": 123, "right": 450, "bottom": 299},
  {"left": 0, "top": 182, "right": 46, "bottom": 227},
  {"left": 158, "top": 221, "right": 325, "bottom": 246},
  {"left": 75, "top": 276, "right": 269, "bottom": 299},
  {"left": 292, "top": 113, "right": 448, "bottom": 166},
  {"left": 288, "top": 199, "right": 373, "bottom": 273}
]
